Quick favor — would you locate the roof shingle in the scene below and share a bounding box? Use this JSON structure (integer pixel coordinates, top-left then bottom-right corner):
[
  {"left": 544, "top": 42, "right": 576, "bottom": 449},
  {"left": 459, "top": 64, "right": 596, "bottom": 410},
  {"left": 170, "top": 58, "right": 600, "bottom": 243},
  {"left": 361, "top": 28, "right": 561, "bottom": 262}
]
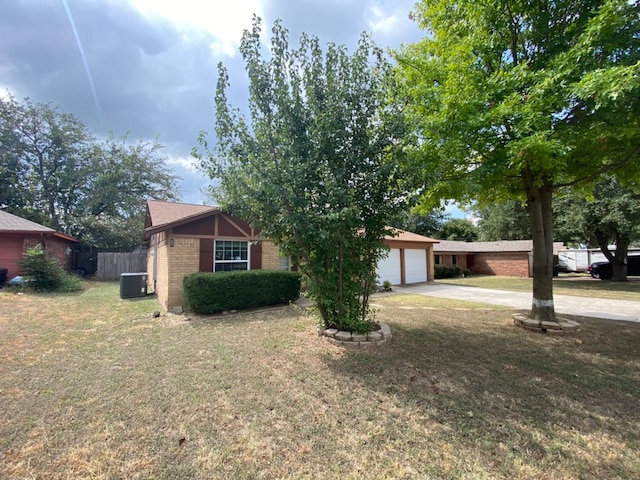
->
[
  {"left": 434, "top": 239, "right": 565, "bottom": 254},
  {"left": 146, "top": 200, "right": 218, "bottom": 229},
  {"left": 0, "top": 210, "right": 55, "bottom": 233}
]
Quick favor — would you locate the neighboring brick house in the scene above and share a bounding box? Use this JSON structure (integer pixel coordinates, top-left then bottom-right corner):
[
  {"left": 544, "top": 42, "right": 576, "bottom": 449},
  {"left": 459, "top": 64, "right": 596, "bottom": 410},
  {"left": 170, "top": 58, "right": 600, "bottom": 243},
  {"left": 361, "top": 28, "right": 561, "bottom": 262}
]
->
[
  {"left": 0, "top": 210, "right": 79, "bottom": 278},
  {"left": 433, "top": 239, "right": 565, "bottom": 277},
  {"left": 144, "top": 200, "right": 439, "bottom": 311}
]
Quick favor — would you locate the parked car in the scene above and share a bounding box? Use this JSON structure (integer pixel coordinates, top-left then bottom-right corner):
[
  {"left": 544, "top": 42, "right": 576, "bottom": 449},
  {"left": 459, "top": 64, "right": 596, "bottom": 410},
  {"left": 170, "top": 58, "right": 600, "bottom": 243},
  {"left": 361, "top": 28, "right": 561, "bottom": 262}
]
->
[{"left": 589, "top": 256, "right": 640, "bottom": 280}]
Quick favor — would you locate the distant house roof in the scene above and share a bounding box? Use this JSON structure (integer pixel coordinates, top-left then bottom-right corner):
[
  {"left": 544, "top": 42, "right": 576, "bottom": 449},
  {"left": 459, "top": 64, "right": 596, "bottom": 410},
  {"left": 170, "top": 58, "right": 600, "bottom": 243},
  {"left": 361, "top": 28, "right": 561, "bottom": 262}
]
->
[
  {"left": 385, "top": 228, "right": 439, "bottom": 244},
  {"left": 434, "top": 239, "right": 564, "bottom": 254},
  {"left": 0, "top": 210, "right": 79, "bottom": 242}
]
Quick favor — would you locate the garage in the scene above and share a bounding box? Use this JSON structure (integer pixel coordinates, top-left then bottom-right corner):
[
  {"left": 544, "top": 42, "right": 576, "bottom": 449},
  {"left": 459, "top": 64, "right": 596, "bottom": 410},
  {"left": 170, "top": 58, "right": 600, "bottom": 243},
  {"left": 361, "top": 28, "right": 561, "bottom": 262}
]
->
[
  {"left": 405, "top": 249, "right": 427, "bottom": 283},
  {"left": 376, "top": 229, "right": 438, "bottom": 286},
  {"left": 376, "top": 248, "right": 401, "bottom": 285}
]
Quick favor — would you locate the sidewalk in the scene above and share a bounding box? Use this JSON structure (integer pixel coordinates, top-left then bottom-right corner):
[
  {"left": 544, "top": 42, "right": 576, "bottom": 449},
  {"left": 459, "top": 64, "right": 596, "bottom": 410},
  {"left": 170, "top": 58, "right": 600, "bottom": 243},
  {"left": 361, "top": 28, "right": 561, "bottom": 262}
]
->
[{"left": 395, "top": 283, "right": 640, "bottom": 323}]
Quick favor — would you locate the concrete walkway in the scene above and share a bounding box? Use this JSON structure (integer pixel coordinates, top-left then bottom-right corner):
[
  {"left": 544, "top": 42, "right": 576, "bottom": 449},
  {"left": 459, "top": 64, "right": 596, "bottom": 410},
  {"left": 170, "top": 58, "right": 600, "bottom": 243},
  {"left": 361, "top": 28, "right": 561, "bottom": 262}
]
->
[{"left": 395, "top": 283, "right": 640, "bottom": 323}]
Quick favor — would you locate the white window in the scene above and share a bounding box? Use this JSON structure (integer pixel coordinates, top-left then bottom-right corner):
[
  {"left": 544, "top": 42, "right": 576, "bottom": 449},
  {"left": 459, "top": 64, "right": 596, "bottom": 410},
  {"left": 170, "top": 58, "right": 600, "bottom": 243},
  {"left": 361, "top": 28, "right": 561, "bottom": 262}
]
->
[
  {"left": 214, "top": 240, "right": 249, "bottom": 272},
  {"left": 279, "top": 255, "right": 291, "bottom": 271}
]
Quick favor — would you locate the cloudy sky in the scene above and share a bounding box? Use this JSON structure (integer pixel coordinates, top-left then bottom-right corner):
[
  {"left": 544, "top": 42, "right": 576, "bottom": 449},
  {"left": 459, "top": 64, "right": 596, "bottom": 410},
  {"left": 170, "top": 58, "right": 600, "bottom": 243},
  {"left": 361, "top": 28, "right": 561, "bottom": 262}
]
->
[{"left": 1, "top": 0, "right": 426, "bottom": 205}]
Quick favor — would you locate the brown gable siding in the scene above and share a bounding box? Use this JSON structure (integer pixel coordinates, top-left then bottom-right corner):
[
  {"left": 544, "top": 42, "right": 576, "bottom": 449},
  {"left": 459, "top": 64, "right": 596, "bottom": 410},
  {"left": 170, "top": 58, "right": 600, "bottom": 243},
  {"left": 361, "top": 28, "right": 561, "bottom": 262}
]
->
[
  {"left": 218, "top": 214, "right": 252, "bottom": 237},
  {"left": 174, "top": 216, "right": 216, "bottom": 236}
]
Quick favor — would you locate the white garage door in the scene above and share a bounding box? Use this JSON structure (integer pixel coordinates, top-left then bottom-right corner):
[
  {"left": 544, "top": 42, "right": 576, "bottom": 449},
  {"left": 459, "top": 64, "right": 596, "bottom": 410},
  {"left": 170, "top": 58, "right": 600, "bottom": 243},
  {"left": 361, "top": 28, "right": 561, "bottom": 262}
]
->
[
  {"left": 376, "top": 248, "right": 401, "bottom": 285},
  {"left": 405, "top": 249, "right": 427, "bottom": 283}
]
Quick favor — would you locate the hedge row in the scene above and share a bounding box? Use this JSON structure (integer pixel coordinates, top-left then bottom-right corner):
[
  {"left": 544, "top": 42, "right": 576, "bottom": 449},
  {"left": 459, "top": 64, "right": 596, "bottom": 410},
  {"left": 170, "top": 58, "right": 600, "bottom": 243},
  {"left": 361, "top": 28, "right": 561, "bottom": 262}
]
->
[
  {"left": 183, "top": 270, "right": 301, "bottom": 314},
  {"left": 434, "top": 264, "right": 464, "bottom": 279}
]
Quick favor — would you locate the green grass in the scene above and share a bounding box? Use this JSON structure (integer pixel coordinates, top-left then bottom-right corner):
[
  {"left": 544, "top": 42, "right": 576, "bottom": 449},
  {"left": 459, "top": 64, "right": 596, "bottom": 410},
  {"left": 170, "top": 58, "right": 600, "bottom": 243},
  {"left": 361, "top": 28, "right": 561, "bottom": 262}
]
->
[
  {"left": 438, "top": 274, "right": 640, "bottom": 301},
  {"left": 1, "top": 282, "right": 639, "bottom": 479}
]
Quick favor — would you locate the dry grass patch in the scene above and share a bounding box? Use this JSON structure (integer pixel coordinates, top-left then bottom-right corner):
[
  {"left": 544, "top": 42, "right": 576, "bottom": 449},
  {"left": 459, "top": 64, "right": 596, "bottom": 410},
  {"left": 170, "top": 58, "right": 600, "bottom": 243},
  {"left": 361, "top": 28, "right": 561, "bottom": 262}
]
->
[{"left": 1, "top": 282, "right": 638, "bottom": 479}]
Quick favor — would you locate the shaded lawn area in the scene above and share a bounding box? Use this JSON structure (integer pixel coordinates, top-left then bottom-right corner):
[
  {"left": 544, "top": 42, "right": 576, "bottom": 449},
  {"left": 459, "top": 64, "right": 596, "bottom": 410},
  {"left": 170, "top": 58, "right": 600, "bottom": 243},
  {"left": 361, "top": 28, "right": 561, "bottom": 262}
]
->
[
  {"left": 438, "top": 274, "right": 640, "bottom": 301},
  {"left": 1, "top": 283, "right": 639, "bottom": 479}
]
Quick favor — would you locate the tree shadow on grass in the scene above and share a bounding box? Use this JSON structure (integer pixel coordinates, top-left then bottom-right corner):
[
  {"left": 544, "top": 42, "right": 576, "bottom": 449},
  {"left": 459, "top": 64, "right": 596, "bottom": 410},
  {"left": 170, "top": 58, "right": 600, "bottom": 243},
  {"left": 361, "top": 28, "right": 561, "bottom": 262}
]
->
[{"left": 320, "top": 309, "right": 640, "bottom": 478}]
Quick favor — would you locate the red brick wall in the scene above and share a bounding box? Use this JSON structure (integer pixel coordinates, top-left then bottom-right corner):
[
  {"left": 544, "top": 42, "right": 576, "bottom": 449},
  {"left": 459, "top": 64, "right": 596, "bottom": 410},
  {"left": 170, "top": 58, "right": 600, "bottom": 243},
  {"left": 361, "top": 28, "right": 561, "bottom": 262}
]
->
[
  {"left": 437, "top": 254, "right": 468, "bottom": 269},
  {"left": 473, "top": 253, "right": 530, "bottom": 277},
  {"left": 23, "top": 236, "right": 74, "bottom": 271}
]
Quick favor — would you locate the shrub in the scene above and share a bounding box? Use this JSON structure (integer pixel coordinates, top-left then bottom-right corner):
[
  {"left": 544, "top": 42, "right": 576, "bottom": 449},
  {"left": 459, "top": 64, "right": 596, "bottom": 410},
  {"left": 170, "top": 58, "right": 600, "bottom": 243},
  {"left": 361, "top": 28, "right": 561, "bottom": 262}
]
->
[
  {"left": 18, "top": 246, "right": 82, "bottom": 292},
  {"left": 183, "top": 270, "right": 301, "bottom": 314},
  {"left": 434, "top": 264, "right": 463, "bottom": 279}
]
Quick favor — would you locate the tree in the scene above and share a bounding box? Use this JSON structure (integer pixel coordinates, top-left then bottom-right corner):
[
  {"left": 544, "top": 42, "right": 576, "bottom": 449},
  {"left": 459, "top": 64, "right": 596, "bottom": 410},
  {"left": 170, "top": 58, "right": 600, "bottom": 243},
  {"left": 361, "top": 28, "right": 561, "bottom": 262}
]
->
[
  {"left": 396, "top": 0, "right": 640, "bottom": 323},
  {"left": 476, "top": 200, "right": 531, "bottom": 241},
  {"left": 0, "top": 96, "right": 29, "bottom": 212},
  {"left": 555, "top": 178, "right": 640, "bottom": 281},
  {"left": 75, "top": 134, "right": 180, "bottom": 250},
  {"left": 0, "top": 94, "right": 93, "bottom": 228},
  {"left": 196, "top": 17, "right": 408, "bottom": 332},
  {"left": 438, "top": 218, "right": 478, "bottom": 241},
  {"left": 0, "top": 94, "right": 180, "bottom": 250},
  {"left": 392, "top": 208, "right": 448, "bottom": 237}
]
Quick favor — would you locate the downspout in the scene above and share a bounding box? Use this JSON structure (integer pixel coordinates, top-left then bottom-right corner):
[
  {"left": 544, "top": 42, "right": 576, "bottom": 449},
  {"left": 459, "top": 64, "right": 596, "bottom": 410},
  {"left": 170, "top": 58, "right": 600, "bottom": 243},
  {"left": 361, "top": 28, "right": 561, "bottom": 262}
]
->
[{"left": 153, "top": 234, "right": 158, "bottom": 293}]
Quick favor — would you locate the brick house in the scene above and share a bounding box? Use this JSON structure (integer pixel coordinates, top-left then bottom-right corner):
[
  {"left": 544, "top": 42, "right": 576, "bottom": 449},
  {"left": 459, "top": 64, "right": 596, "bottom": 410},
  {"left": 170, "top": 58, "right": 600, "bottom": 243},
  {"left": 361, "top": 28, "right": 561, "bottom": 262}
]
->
[
  {"left": 144, "top": 200, "right": 438, "bottom": 311},
  {"left": 433, "top": 239, "right": 565, "bottom": 277},
  {"left": 0, "top": 210, "right": 79, "bottom": 279}
]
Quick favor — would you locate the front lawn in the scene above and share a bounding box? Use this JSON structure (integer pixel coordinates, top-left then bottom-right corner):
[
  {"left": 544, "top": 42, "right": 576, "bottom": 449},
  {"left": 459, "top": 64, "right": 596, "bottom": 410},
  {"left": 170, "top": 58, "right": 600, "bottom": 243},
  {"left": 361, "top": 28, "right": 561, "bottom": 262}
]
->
[{"left": 1, "top": 283, "right": 638, "bottom": 479}]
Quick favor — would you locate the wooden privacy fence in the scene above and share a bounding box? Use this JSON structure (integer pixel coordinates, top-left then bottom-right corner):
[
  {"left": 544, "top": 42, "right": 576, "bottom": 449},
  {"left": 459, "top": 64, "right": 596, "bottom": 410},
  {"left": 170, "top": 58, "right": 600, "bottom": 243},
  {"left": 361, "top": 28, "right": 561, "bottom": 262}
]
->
[{"left": 97, "top": 250, "right": 147, "bottom": 281}]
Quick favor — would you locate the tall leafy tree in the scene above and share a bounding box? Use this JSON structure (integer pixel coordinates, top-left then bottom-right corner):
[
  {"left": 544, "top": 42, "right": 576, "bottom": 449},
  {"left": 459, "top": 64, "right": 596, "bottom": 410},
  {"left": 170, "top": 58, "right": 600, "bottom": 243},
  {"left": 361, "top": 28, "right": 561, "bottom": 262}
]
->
[
  {"left": 555, "top": 178, "right": 640, "bottom": 281},
  {"left": 0, "top": 96, "right": 29, "bottom": 212},
  {"left": 0, "top": 94, "right": 92, "bottom": 228},
  {"left": 438, "top": 218, "right": 478, "bottom": 241},
  {"left": 476, "top": 201, "right": 531, "bottom": 241},
  {"left": 396, "top": 0, "right": 640, "bottom": 323},
  {"left": 196, "top": 17, "right": 407, "bottom": 332},
  {"left": 75, "top": 134, "right": 180, "bottom": 250},
  {"left": 0, "top": 94, "right": 180, "bottom": 250},
  {"left": 392, "top": 208, "right": 449, "bottom": 237}
]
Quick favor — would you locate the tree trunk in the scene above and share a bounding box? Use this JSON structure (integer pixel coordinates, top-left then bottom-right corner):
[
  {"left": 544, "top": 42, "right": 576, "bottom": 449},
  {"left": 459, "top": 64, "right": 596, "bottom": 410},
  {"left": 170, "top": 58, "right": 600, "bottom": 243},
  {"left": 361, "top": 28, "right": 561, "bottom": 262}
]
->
[
  {"left": 524, "top": 170, "right": 557, "bottom": 324},
  {"left": 594, "top": 230, "right": 629, "bottom": 281}
]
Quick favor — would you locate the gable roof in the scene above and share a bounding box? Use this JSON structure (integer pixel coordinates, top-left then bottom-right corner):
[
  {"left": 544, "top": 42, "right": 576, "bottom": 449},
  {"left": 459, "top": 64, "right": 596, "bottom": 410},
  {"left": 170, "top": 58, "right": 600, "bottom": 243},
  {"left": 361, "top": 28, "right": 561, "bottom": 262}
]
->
[
  {"left": 144, "top": 202, "right": 439, "bottom": 247},
  {"left": 0, "top": 210, "right": 78, "bottom": 242},
  {"left": 144, "top": 200, "right": 220, "bottom": 237},
  {"left": 434, "top": 239, "right": 564, "bottom": 254},
  {"left": 0, "top": 209, "right": 54, "bottom": 233}
]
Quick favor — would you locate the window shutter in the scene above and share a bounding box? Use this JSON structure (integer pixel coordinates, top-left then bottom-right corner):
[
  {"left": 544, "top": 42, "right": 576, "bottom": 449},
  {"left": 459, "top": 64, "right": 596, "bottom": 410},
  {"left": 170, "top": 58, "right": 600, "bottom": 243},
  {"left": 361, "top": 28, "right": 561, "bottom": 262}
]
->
[
  {"left": 250, "top": 242, "right": 262, "bottom": 270},
  {"left": 199, "top": 239, "right": 214, "bottom": 272}
]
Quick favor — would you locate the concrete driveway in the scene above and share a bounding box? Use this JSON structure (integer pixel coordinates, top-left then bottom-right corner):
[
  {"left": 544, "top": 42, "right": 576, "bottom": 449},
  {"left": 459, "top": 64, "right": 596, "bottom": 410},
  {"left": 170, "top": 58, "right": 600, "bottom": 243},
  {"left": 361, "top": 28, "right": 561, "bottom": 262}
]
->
[{"left": 395, "top": 282, "right": 640, "bottom": 323}]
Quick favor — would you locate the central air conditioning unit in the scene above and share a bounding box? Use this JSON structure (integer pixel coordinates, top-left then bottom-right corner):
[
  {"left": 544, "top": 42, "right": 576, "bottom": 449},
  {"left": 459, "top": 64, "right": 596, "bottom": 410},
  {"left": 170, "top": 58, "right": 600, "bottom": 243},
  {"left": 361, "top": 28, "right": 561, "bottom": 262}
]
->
[{"left": 120, "top": 272, "right": 148, "bottom": 299}]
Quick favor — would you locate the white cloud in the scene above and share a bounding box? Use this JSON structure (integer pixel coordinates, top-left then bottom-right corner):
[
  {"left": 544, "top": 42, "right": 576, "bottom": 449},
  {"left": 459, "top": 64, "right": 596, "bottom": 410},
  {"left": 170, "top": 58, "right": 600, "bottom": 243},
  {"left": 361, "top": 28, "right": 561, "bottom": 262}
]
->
[
  {"left": 366, "top": 4, "right": 402, "bottom": 35},
  {"left": 127, "top": 0, "right": 264, "bottom": 57},
  {"left": 166, "top": 154, "right": 199, "bottom": 173},
  {"left": 0, "top": 86, "right": 13, "bottom": 99}
]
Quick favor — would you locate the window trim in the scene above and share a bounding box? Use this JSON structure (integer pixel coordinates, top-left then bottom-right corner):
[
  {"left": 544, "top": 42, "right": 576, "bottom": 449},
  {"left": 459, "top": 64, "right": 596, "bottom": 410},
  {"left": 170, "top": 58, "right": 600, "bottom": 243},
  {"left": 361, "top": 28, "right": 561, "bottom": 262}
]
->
[{"left": 214, "top": 239, "right": 250, "bottom": 272}]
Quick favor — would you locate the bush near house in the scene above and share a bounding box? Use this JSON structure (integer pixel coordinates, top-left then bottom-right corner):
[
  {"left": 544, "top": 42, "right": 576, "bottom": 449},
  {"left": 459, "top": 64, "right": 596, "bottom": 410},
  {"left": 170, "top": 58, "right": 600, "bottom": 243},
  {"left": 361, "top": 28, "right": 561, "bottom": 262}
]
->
[
  {"left": 18, "top": 246, "right": 82, "bottom": 292},
  {"left": 434, "top": 264, "right": 463, "bottom": 279},
  {"left": 183, "top": 270, "right": 301, "bottom": 314}
]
